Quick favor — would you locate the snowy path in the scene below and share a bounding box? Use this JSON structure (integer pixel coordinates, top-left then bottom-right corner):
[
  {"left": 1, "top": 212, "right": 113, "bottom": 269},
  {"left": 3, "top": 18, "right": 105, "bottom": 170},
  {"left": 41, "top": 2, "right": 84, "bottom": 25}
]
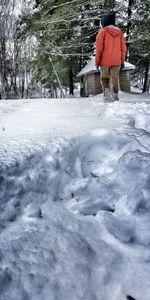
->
[
  {"left": 0, "top": 92, "right": 150, "bottom": 300},
  {"left": 0, "top": 92, "right": 150, "bottom": 163}
]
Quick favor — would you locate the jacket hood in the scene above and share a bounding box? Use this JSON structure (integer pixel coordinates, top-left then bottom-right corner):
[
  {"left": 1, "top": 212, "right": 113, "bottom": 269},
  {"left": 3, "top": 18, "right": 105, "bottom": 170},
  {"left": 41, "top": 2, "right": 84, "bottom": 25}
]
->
[{"left": 104, "top": 26, "right": 121, "bottom": 37}]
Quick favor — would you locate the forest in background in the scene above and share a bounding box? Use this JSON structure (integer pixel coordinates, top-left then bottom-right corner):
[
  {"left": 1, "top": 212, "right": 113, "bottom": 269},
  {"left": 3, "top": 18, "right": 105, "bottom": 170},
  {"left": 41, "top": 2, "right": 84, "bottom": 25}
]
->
[{"left": 0, "top": 0, "right": 149, "bottom": 99}]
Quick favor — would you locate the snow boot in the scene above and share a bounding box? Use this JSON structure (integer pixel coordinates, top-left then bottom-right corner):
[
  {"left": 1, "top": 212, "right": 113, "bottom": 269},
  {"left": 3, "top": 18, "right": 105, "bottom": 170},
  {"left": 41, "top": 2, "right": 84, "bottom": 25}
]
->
[
  {"left": 103, "top": 88, "right": 112, "bottom": 102},
  {"left": 111, "top": 92, "right": 119, "bottom": 101}
]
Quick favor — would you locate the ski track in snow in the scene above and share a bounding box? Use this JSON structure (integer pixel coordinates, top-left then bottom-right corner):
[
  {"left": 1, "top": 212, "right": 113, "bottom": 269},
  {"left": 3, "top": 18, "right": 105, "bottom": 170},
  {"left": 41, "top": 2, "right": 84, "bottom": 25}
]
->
[{"left": 0, "top": 93, "right": 150, "bottom": 300}]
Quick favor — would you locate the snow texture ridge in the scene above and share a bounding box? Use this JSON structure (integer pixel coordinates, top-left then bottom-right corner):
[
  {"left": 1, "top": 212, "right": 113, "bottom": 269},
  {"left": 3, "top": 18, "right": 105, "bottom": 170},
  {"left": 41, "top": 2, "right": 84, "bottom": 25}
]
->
[{"left": 0, "top": 93, "right": 150, "bottom": 300}]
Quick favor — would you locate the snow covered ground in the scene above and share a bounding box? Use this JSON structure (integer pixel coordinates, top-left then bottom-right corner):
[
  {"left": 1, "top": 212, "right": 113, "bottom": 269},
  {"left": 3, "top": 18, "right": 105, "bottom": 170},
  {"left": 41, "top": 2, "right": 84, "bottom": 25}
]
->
[{"left": 0, "top": 91, "right": 150, "bottom": 300}]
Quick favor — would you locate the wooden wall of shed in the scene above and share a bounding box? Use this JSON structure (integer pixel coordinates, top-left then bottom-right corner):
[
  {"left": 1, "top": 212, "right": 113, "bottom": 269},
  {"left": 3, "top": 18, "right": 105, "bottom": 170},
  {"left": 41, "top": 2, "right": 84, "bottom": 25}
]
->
[
  {"left": 86, "top": 73, "right": 96, "bottom": 95},
  {"left": 94, "top": 73, "right": 103, "bottom": 94},
  {"left": 85, "top": 73, "right": 102, "bottom": 96},
  {"left": 119, "top": 70, "right": 131, "bottom": 92},
  {"left": 80, "top": 70, "right": 131, "bottom": 97}
]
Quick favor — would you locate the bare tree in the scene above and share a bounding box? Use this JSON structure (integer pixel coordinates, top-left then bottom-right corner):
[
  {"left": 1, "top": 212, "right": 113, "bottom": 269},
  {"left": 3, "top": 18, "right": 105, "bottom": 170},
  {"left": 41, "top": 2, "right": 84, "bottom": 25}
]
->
[{"left": 0, "top": 0, "right": 36, "bottom": 99}]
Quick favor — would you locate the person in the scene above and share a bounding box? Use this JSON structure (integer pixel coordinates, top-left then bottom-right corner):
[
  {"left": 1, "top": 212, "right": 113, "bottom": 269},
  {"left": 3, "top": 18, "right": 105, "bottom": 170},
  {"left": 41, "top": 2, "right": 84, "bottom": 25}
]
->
[{"left": 95, "top": 12, "right": 127, "bottom": 101}]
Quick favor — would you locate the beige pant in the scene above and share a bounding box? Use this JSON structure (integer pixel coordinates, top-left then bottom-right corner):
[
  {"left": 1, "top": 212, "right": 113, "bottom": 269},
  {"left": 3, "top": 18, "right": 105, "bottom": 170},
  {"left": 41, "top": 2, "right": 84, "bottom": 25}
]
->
[{"left": 100, "top": 66, "right": 120, "bottom": 93}]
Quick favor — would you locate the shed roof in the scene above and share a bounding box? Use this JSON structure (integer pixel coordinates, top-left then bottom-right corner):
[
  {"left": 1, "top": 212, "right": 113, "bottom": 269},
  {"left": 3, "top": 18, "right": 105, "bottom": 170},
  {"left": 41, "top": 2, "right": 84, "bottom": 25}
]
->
[{"left": 77, "top": 56, "right": 135, "bottom": 78}]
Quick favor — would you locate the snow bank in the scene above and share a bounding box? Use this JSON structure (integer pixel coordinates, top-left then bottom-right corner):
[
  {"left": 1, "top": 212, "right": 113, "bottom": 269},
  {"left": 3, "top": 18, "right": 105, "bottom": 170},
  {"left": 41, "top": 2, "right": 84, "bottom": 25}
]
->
[{"left": 0, "top": 93, "right": 150, "bottom": 300}]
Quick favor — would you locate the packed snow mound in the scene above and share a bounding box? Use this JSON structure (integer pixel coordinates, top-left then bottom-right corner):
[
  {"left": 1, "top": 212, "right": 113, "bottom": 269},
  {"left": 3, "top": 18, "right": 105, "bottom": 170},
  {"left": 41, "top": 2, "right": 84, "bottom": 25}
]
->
[
  {"left": 1, "top": 128, "right": 150, "bottom": 300},
  {"left": 57, "top": 129, "right": 150, "bottom": 215},
  {"left": 0, "top": 94, "right": 150, "bottom": 300}
]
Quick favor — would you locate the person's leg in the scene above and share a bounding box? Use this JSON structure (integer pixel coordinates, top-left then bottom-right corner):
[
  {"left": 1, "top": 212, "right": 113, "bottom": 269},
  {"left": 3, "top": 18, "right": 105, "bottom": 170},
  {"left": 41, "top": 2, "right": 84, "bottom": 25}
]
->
[
  {"left": 100, "top": 66, "right": 111, "bottom": 101},
  {"left": 110, "top": 66, "right": 120, "bottom": 100},
  {"left": 100, "top": 66, "right": 109, "bottom": 90}
]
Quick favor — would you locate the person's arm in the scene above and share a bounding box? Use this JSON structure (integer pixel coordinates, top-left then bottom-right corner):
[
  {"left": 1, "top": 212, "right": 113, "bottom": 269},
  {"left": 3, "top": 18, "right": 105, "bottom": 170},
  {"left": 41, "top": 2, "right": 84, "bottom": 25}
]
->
[
  {"left": 121, "top": 32, "right": 127, "bottom": 64},
  {"left": 95, "top": 29, "right": 105, "bottom": 66}
]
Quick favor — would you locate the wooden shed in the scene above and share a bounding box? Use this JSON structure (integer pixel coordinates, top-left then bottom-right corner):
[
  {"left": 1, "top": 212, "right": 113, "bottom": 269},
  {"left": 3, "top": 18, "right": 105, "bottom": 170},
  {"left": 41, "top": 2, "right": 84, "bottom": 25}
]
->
[{"left": 77, "top": 57, "right": 135, "bottom": 97}]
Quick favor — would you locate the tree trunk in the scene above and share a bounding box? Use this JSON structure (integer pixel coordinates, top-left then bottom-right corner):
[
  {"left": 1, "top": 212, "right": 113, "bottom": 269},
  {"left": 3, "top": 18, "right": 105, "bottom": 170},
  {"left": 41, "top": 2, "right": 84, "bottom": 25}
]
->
[
  {"left": 126, "top": 0, "right": 134, "bottom": 61},
  {"left": 0, "top": 37, "right": 8, "bottom": 99},
  {"left": 143, "top": 61, "right": 149, "bottom": 93},
  {"left": 21, "top": 69, "right": 25, "bottom": 98},
  {"left": 69, "top": 66, "right": 74, "bottom": 95}
]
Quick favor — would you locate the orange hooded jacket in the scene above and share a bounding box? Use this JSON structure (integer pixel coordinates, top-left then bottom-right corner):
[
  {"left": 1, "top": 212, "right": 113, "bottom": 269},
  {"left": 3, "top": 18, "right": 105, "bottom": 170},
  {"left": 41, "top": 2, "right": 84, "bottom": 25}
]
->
[{"left": 95, "top": 26, "right": 127, "bottom": 67}]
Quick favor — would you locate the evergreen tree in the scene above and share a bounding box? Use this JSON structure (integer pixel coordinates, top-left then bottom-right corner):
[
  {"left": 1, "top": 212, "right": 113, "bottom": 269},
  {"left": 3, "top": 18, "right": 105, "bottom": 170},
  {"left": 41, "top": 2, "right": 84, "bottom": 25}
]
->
[
  {"left": 20, "top": 0, "right": 116, "bottom": 96},
  {"left": 129, "top": 0, "right": 150, "bottom": 92}
]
